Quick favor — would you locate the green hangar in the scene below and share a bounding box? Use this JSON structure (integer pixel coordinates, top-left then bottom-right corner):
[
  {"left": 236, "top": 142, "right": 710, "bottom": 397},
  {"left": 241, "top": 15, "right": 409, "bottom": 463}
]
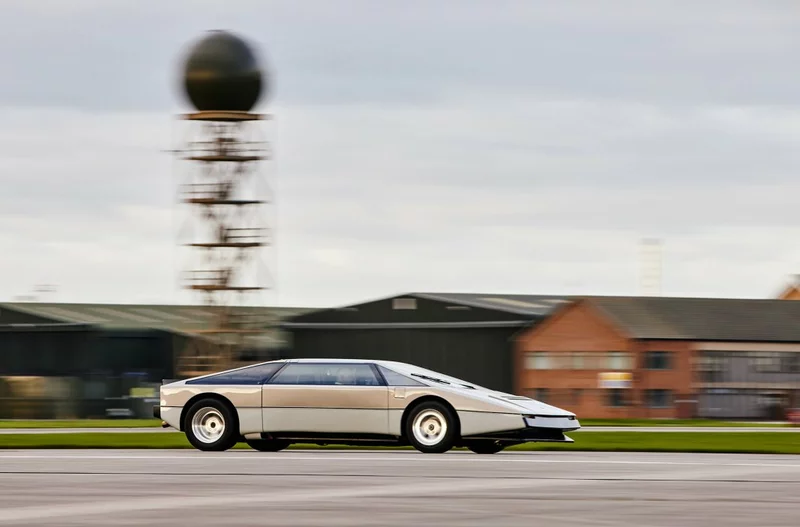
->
[
  {"left": 0, "top": 302, "right": 309, "bottom": 419},
  {"left": 280, "top": 292, "right": 570, "bottom": 393}
]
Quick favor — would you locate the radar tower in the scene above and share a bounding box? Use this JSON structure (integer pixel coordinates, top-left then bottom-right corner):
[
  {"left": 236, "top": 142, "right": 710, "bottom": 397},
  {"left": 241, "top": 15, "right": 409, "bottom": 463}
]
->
[{"left": 173, "top": 30, "right": 274, "bottom": 377}]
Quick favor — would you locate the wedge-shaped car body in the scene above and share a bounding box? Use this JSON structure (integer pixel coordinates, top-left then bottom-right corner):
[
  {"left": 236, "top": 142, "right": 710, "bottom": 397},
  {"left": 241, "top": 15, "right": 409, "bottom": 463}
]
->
[{"left": 156, "top": 358, "right": 580, "bottom": 454}]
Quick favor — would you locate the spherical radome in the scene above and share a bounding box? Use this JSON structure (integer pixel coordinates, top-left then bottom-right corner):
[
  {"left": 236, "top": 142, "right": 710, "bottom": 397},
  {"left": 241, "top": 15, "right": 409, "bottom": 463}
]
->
[{"left": 181, "top": 30, "right": 266, "bottom": 112}]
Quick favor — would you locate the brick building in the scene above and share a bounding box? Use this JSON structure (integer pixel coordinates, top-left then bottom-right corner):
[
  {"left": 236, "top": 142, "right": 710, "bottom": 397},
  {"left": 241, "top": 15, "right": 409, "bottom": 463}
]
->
[{"left": 513, "top": 297, "right": 800, "bottom": 420}]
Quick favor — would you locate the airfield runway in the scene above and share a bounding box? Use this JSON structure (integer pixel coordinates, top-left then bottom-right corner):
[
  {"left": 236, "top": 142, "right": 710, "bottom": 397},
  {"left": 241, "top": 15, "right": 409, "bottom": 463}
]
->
[
  {"left": 0, "top": 450, "right": 798, "bottom": 526},
  {"left": 0, "top": 426, "right": 795, "bottom": 434}
]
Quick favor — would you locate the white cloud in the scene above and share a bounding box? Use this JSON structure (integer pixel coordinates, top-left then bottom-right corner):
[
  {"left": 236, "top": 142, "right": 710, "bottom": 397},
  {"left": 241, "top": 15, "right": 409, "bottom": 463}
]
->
[
  {"left": 1, "top": 1, "right": 800, "bottom": 307},
  {"left": 308, "top": 249, "right": 352, "bottom": 269}
]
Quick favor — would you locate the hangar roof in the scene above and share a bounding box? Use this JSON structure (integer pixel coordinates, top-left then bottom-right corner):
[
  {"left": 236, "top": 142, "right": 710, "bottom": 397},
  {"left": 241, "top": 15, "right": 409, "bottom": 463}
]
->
[
  {"left": 586, "top": 296, "right": 800, "bottom": 342},
  {"left": 0, "top": 302, "right": 312, "bottom": 334},
  {"left": 283, "top": 292, "right": 800, "bottom": 339},
  {"left": 282, "top": 292, "right": 573, "bottom": 329},
  {"left": 412, "top": 293, "right": 574, "bottom": 316}
]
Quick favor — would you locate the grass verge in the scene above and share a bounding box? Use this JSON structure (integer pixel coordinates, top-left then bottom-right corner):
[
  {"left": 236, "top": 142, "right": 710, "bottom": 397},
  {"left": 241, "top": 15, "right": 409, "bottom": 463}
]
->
[
  {"left": 579, "top": 419, "right": 789, "bottom": 427},
  {"left": 0, "top": 431, "right": 798, "bottom": 454}
]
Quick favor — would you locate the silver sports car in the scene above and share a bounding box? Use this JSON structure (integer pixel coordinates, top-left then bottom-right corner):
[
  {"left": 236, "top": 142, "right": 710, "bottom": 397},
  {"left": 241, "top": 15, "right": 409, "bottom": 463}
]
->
[{"left": 155, "top": 358, "right": 580, "bottom": 454}]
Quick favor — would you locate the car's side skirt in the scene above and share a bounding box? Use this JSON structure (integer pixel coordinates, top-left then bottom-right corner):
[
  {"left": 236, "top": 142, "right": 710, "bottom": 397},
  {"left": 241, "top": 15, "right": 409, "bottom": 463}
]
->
[
  {"left": 251, "top": 428, "right": 573, "bottom": 446},
  {"left": 259, "top": 431, "right": 403, "bottom": 447}
]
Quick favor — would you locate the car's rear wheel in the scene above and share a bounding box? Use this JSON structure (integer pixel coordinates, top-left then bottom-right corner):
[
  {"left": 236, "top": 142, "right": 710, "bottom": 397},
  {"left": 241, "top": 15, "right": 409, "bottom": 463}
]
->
[
  {"left": 184, "top": 398, "right": 238, "bottom": 452},
  {"left": 246, "top": 439, "right": 290, "bottom": 452},
  {"left": 465, "top": 441, "right": 505, "bottom": 454},
  {"left": 406, "top": 401, "right": 458, "bottom": 454}
]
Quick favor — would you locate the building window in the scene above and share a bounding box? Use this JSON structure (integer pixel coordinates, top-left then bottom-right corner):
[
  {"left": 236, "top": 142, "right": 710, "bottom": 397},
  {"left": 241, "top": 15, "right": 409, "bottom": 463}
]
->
[
  {"left": 783, "top": 353, "right": 800, "bottom": 373},
  {"left": 644, "top": 351, "right": 672, "bottom": 370},
  {"left": 572, "top": 353, "right": 606, "bottom": 370},
  {"left": 572, "top": 388, "right": 583, "bottom": 405},
  {"left": 392, "top": 298, "right": 417, "bottom": 310},
  {"left": 606, "top": 389, "right": 627, "bottom": 407},
  {"left": 751, "top": 353, "right": 782, "bottom": 373},
  {"left": 697, "top": 352, "right": 727, "bottom": 382},
  {"left": 524, "top": 352, "right": 551, "bottom": 370},
  {"left": 587, "top": 353, "right": 607, "bottom": 370},
  {"left": 607, "top": 352, "right": 632, "bottom": 370},
  {"left": 553, "top": 354, "right": 573, "bottom": 369},
  {"left": 749, "top": 353, "right": 800, "bottom": 374},
  {"left": 572, "top": 352, "right": 585, "bottom": 369},
  {"left": 645, "top": 389, "right": 673, "bottom": 408}
]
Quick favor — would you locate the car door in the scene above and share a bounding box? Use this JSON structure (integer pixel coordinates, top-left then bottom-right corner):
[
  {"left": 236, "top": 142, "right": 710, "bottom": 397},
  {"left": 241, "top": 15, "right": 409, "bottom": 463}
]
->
[{"left": 261, "top": 362, "right": 389, "bottom": 435}]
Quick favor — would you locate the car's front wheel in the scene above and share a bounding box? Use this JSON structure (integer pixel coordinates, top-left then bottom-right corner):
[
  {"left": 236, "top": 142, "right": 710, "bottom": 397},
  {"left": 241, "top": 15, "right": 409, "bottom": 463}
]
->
[
  {"left": 406, "top": 401, "right": 458, "bottom": 454},
  {"left": 184, "top": 398, "right": 238, "bottom": 452},
  {"left": 246, "top": 439, "right": 290, "bottom": 452}
]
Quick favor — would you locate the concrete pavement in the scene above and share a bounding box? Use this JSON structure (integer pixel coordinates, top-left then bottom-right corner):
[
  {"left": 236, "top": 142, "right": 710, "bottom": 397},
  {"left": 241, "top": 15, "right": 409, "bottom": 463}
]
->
[
  {"left": 0, "top": 425, "right": 796, "bottom": 434},
  {"left": 0, "top": 450, "right": 797, "bottom": 526}
]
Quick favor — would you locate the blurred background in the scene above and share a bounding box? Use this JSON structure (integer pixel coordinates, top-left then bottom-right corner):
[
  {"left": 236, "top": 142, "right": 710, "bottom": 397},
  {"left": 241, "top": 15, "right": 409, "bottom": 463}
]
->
[{"left": 1, "top": 1, "right": 800, "bottom": 422}]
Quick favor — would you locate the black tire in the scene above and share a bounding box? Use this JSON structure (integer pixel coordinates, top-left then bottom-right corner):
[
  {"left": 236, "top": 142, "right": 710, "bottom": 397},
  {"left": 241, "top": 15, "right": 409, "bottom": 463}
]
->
[
  {"left": 184, "top": 398, "right": 238, "bottom": 452},
  {"left": 246, "top": 439, "right": 291, "bottom": 452},
  {"left": 405, "top": 400, "right": 458, "bottom": 454},
  {"left": 466, "top": 441, "right": 505, "bottom": 455}
]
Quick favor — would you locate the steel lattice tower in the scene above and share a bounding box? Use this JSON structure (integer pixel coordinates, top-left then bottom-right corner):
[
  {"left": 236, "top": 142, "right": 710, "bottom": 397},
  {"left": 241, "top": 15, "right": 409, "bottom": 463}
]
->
[{"left": 172, "top": 31, "right": 273, "bottom": 377}]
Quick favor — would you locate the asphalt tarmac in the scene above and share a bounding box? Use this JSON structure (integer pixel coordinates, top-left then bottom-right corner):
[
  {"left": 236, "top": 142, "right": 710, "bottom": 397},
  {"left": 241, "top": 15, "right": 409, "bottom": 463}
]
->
[
  {"left": 0, "top": 426, "right": 796, "bottom": 434},
  {"left": 0, "top": 450, "right": 798, "bottom": 526}
]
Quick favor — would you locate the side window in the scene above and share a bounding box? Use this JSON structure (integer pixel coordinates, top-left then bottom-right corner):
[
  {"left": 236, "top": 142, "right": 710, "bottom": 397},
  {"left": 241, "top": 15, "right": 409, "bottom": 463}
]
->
[
  {"left": 186, "top": 362, "right": 284, "bottom": 385},
  {"left": 330, "top": 364, "right": 382, "bottom": 386},
  {"left": 268, "top": 363, "right": 382, "bottom": 386},
  {"left": 377, "top": 366, "right": 426, "bottom": 386}
]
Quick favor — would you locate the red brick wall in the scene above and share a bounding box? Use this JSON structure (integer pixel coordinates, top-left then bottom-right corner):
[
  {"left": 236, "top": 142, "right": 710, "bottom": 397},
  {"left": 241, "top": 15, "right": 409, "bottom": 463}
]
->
[
  {"left": 513, "top": 300, "right": 694, "bottom": 419},
  {"left": 634, "top": 340, "right": 695, "bottom": 418}
]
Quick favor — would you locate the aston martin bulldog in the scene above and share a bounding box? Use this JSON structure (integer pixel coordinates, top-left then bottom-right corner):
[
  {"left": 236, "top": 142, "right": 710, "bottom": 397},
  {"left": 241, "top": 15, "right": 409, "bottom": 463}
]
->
[{"left": 155, "top": 358, "right": 580, "bottom": 454}]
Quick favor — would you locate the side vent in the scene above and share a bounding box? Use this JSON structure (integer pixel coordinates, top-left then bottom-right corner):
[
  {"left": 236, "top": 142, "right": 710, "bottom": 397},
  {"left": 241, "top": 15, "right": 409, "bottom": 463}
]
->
[{"left": 489, "top": 394, "right": 531, "bottom": 402}]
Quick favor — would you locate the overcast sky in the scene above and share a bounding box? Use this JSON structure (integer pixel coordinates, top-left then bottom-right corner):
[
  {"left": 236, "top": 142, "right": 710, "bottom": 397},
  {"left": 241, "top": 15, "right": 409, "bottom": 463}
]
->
[{"left": 1, "top": 0, "right": 800, "bottom": 308}]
